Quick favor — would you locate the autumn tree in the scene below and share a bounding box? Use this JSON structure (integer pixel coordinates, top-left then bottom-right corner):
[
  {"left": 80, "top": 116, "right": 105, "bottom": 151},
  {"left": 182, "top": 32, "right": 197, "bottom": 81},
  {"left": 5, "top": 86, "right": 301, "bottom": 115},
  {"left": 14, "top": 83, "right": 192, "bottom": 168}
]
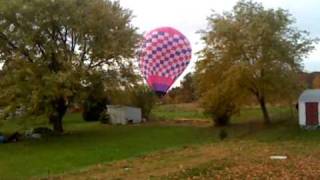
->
[
  {"left": 0, "top": 0, "right": 138, "bottom": 133},
  {"left": 165, "top": 73, "right": 197, "bottom": 104},
  {"left": 195, "top": 63, "right": 247, "bottom": 126},
  {"left": 177, "top": 73, "right": 197, "bottom": 103},
  {"left": 312, "top": 75, "right": 320, "bottom": 89},
  {"left": 196, "top": 0, "right": 316, "bottom": 124}
]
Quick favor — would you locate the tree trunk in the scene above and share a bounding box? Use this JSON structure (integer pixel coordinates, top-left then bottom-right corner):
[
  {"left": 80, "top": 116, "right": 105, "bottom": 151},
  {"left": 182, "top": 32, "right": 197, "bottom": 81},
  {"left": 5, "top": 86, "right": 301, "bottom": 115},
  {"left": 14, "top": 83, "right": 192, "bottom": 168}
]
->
[
  {"left": 258, "top": 96, "right": 271, "bottom": 124},
  {"left": 213, "top": 114, "right": 230, "bottom": 127},
  {"left": 50, "top": 113, "right": 63, "bottom": 133},
  {"left": 49, "top": 96, "right": 67, "bottom": 133}
]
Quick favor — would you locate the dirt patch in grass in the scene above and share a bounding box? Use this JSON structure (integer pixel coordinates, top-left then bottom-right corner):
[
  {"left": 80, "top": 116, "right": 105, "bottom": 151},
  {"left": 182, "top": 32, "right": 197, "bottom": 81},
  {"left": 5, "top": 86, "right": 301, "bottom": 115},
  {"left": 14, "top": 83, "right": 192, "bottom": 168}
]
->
[{"left": 47, "top": 140, "right": 320, "bottom": 180}]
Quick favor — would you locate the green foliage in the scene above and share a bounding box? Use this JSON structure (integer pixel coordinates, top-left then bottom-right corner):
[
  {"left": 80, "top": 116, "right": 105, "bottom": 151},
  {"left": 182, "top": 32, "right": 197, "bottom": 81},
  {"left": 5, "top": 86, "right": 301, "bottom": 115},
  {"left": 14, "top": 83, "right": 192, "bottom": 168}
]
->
[
  {"left": 82, "top": 95, "right": 108, "bottom": 122},
  {"left": 82, "top": 72, "right": 108, "bottom": 122},
  {"left": 196, "top": 0, "right": 317, "bottom": 124},
  {"left": 0, "top": 0, "right": 138, "bottom": 130},
  {"left": 128, "top": 86, "right": 157, "bottom": 119},
  {"left": 80, "top": 68, "right": 141, "bottom": 122}
]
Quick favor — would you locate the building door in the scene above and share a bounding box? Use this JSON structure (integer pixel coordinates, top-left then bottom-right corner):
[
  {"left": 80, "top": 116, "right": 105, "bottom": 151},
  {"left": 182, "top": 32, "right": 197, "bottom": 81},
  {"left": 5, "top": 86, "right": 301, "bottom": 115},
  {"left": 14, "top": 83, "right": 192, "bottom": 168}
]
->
[{"left": 305, "top": 102, "right": 319, "bottom": 126}]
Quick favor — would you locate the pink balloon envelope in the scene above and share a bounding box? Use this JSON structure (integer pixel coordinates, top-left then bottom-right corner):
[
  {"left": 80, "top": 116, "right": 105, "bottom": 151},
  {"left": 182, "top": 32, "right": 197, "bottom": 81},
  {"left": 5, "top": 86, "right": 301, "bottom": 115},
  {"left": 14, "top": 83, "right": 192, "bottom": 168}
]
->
[{"left": 139, "top": 27, "right": 192, "bottom": 96}]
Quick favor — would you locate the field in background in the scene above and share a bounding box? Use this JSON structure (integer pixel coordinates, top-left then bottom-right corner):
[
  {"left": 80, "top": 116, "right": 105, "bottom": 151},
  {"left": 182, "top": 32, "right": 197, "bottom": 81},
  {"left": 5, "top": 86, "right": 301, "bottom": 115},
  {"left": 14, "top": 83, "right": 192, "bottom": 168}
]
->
[
  {"left": 0, "top": 104, "right": 314, "bottom": 179},
  {"left": 152, "top": 103, "right": 293, "bottom": 123}
]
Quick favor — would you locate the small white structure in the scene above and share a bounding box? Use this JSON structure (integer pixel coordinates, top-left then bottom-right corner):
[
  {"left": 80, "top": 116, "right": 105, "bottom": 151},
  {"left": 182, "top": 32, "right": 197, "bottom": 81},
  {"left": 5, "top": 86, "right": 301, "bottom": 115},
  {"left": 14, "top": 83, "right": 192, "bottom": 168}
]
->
[
  {"left": 299, "top": 89, "right": 320, "bottom": 127},
  {"left": 107, "top": 105, "right": 142, "bottom": 125}
]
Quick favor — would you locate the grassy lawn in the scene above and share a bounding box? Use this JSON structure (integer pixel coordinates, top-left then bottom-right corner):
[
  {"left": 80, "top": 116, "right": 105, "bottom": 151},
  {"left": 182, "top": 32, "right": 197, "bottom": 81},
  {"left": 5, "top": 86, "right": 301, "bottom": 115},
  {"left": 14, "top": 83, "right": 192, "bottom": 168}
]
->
[
  {"left": 0, "top": 113, "right": 216, "bottom": 179},
  {"left": 0, "top": 104, "right": 306, "bottom": 179},
  {"left": 56, "top": 120, "right": 320, "bottom": 179}
]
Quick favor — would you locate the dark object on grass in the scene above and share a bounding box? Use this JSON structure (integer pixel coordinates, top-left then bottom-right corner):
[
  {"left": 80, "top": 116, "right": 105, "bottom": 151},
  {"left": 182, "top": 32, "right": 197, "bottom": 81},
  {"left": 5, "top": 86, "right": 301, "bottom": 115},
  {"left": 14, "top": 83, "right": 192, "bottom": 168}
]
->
[
  {"left": 0, "top": 132, "right": 7, "bottom": 143},
  {"left": 33, "top": 127, "right": 54, "bottom": 136},
  {"left": 219, "top": 129, "right": 228, "bottom": 140},
  {"left": 7, "top": 132, "right": 21, "bottom": 143},
  {"left": 0, "top": 135, "right": 5, "bottom": 144},
  {"left": 100, "top": 113, "right": 110, "bottom": 124}
]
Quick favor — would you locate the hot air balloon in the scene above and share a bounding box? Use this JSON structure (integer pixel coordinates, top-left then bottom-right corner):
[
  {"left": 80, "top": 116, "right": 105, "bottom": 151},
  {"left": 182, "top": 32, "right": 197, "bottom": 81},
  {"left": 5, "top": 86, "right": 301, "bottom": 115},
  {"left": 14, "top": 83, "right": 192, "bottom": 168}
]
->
[{"left": 139, "top": 27, "right": 192, "bottom": 97}]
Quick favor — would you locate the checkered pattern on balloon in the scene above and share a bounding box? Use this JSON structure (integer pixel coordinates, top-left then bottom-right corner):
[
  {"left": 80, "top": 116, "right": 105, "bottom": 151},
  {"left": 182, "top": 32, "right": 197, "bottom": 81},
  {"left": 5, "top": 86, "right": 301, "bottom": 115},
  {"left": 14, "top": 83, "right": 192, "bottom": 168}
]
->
[{"left": 139, "top": 27, "right": 192, "bottom": 95}]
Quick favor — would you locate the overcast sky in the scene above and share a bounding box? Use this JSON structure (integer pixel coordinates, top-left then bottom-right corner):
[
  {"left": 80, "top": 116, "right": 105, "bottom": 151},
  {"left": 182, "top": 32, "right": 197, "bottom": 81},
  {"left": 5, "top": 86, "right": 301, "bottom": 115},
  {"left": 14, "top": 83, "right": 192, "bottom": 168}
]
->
[{"left": 119, "top": 0, "right": 320, "bottom": 86}]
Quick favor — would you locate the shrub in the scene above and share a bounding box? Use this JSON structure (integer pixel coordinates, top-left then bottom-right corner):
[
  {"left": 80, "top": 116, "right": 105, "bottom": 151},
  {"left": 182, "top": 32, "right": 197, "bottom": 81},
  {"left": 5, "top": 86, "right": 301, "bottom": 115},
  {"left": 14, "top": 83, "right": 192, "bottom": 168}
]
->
[
  {"left": 128, "top": 86, "right": 157, "bottom": 120},
  {"left": 203, "top": 99, "right": 238, "bottom": 126},
  {"left": 200, "top": 85, "right": 240, "bottom": 126},
  {"left": 82, "top": 95, "right": 108, "bottom": 122}
]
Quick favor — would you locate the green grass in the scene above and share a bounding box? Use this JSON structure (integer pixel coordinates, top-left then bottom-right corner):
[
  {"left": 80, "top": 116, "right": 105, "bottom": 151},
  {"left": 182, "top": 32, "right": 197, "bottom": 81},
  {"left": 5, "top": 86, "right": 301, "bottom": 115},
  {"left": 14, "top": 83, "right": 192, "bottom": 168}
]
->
[
  {"left": 152, "top": 103, "right": 208, "bottom": 120},
  {"left": 0, "top": 114, "right": 215, "bottom": 179},
  {"left": 0, "top": 104, "right": 307, "bottom": 179}
]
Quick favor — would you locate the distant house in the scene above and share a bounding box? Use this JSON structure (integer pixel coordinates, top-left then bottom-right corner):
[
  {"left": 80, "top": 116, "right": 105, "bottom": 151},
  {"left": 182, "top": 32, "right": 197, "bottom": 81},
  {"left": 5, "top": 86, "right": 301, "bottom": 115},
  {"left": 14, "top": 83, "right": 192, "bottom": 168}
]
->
[
  {"left": 107, "top": 105, "right": 142, "bottom": 125},
  {"left": 299, "top": 90, "right": 320, "bottom": 127}
]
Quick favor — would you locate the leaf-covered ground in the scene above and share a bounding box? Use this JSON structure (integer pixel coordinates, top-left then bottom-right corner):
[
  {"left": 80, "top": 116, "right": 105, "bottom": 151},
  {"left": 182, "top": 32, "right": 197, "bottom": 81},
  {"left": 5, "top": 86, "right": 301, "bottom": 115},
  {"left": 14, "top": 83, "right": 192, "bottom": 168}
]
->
[
  {"left": 50, "top": 140, "right": 320, "bottom": 180},
  {"left": 164, "top": 142, "right": 320, "bottom": 179}
]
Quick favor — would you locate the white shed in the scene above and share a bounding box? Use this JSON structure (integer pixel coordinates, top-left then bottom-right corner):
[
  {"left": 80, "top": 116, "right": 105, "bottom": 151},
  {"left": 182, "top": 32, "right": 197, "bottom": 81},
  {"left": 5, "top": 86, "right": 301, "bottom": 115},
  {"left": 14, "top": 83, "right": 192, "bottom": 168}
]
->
[
  {"left": 299, "top": 89, "right": 320, "bottom": 127},
  {"left": 107, "top": 105, "right": 142, "bottom": 125}
]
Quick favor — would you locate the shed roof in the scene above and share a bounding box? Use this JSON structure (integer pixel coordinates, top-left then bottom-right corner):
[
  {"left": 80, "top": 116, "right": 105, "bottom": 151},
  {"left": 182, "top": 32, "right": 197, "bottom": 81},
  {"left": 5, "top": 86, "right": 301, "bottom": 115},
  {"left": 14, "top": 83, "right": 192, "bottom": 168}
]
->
[{"left": 299, "top": 89, "right": 320, "bottom": 102}]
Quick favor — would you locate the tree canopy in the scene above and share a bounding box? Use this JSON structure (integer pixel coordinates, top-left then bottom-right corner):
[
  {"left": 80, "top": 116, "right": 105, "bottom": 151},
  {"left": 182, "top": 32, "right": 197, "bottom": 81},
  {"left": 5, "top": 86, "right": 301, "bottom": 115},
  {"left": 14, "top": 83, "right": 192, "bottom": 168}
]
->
[
  {"left": 0, "top": 0, "right": 139, "bottom": 132},
  {"left": 196, "top": 0, "right": 317, "bottom": 124},
  {"left": 312, "top": 75, "right": 320, "bottom": 89},
  {"left": 164, "top": 73, "right": 197, "bottom": 104}
]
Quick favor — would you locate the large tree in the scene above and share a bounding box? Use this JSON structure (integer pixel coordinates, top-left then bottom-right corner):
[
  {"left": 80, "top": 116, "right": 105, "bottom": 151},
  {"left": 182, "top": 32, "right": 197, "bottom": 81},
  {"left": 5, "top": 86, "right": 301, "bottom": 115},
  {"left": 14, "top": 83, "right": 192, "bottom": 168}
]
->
[
  {"left": 0, "top": 0, "right": 138, "bottom": 132},
  {"left": 196, "top": 0, "right": 316, "bottom": 124}
]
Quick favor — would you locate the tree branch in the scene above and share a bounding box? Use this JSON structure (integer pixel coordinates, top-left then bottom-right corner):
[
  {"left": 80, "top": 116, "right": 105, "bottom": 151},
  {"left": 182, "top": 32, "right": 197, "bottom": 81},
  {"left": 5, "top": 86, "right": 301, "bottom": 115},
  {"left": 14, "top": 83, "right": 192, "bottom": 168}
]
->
[
  {"left": 88, "top": 54, "right": 115, "bottom": 69},
  {"left": 0, "top": 32, "right": 34, "bottom": 62},
  {"left": 36, "top": 42, "right": 46, "bottom": 58},
  {"left": 71, "top": 31, "right": 77, "bottom": 53},
  {"left": 80, "top": 39, "right": 88, "bottom": 63}
]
